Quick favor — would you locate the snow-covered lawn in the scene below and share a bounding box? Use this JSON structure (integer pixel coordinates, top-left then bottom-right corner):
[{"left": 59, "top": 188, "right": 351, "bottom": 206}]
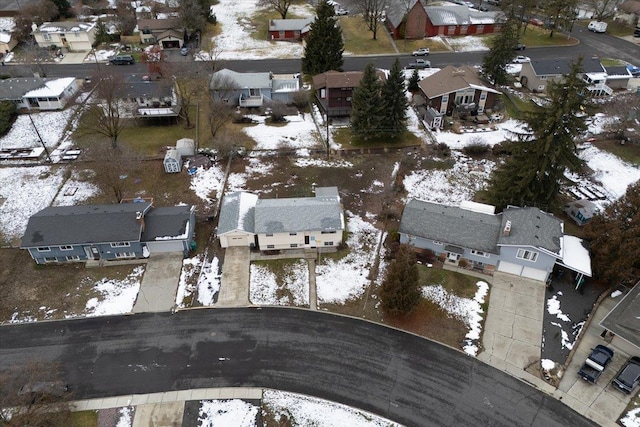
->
[
  {"left": 250, "top": 260, "right": 309, "bottom": 306},
  {"left": 175, "top": 254, "right": 221, "bottom": 307},
  {"left": 0, "top": 108, "right": 77, "bottom": 149},
  {"left": 84, "top": 266, "right": 145, "bottom": 317},
  {"left": 242, "top": 114, "right": 321, "bottom": 150}
]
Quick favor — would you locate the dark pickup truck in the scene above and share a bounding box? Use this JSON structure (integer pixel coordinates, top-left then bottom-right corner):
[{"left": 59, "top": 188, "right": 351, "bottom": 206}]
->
[
  {"left": 578, "top": 344, "right": 614, "bottom": 384},
  {"left": 406, "top": 59, "right": 431, "bottom": 69}
]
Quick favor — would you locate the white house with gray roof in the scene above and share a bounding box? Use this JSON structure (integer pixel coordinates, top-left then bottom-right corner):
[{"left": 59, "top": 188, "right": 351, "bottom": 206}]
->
[
  {"left": 0, "top": 77, "right": 79, "bottom": 111},
  {"left": 210, "top": 68, "right": 301, "bottom": 108},
  {"left": 399, "top": 199, "right": 591, "bottom": 283},
  {"left": 217, "top": 187, "right": 344, "bottom": 251},
  {"left": 32, "top": 21, "right": 97, "bottom": 51}
]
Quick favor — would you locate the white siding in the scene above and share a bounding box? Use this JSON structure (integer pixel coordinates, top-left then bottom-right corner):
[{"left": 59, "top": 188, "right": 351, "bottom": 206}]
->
[{"left": 220, "top": 232, "right": 254, "bottom": 248}]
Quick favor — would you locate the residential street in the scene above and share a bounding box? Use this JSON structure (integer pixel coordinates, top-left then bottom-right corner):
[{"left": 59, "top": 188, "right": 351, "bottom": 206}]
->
[{"left": 0, "top": 308, "right": 596, "bottom": 427}]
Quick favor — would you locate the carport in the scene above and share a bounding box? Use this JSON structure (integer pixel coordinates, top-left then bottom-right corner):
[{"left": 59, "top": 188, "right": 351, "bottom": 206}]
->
[{"left": 555, "top": 235, "right": 592, "bottom": 288}]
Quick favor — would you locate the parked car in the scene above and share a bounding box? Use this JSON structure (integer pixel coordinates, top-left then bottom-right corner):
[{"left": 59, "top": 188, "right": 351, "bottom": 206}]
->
[
  {"left": 407, "top": 59, "right": 431, "bottom": 69},
  {"left": 634, "top": 28, "right": 640, "bottom": 37},
  {"left": 612, "top": 356, "right": 640, "bottom": 394},
  {"left": 180, "top": 46, "right": 191, "bottom": 56},
  {"left": 513, "top": 55, "right": 530, "bottom": 63},
  {"left": 578, "top": 345, "right": 614, "bottom": 384},
  {"left": 486, "top": 0, "right": 500, "bottom": 4},
  {"left": 335, "top": 8, "right": 349, "bottom": 15},
  {"left": 528, "top": 17, "right": 544, "bottom": 26},
  {"left": 412, "top": 48, "right": 430, "bottom": 56},
  {"left": 478, "top": 5, "right": 489, "bottom": 11},
  {"left": 514, "top": 43, "right": 526, "bottom": 50},
  {"left": 109, "top": 54, "right": 134, "bottom": 65}
]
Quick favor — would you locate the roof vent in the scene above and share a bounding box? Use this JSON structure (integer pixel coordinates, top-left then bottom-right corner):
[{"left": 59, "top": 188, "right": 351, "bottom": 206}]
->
[
  {"left": 136, "top": 211, "right": 143, "bottom": 221},
  {"left": 503, "top": 220, "right": 512, "bottom": 236}
]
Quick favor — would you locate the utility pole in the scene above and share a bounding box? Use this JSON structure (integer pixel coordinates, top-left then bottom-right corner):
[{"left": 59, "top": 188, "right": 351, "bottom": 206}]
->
[{"left": 28, "top": 112, "right": 52, "bottom": 163}]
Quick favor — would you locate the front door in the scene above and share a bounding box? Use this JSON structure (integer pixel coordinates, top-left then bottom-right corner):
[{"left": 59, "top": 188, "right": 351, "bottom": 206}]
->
[
  {"left": 90, "top": 246, "right": 100, "bottom": 260},
  {"left": 447, "top": 252, "right": 459, "bottom": 263}
]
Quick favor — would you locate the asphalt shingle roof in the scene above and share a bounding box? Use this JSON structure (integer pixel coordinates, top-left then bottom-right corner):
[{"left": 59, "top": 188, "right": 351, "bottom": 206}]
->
[
  {"left": 529, "top": 58, "right": 605, "bottom": 76},
  {"left": 600, "top": 282, "right": 640, "bottom": 349},
  {"left": 218, "top": 192, "right": 258, "bottom": 235},
  {"left": 399, "top": 199, "right": 502, "bottom": 254},
  {"left": 312, "top": 70, "right": 386, "bottom": 90},
  {"left": 418, "top": 65, "right": 498, "bottom": 99},
  {"left": 21, "top": 203, "right": 152, "bottom": 247},
  {"left": 0, "top": 77, "right": 49, "bottom": 100},
  {"left": 268, "top": 18, "right": 313, "bottom": 31},
  {"left": 426, "top": 6, "right": 502, "bottom": 26},
  {"left": 498, "top": 207, "right": 563, "bottom": 254},
  {"left": 210, "top": 68, "right": 271, "bottom": 90},
  {"left": 141, "top": 205, "right": 192, "bottom": 241}
]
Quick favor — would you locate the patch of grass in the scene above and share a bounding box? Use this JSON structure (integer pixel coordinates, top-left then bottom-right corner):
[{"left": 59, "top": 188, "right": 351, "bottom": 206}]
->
[
  {"left": 332, "top": 128, "right": 423, "bottom": 149},
  {"left": 340, "top": 17, "right": 395, "bottom": 55},
  {"left": 519, "top": 25, "right": 579, "bottom": 47},
  {"left": 597, "top": 20, "right": 635, "bottom": 37},
  {"left": 502, "top": 91, "right": 537, "bottom": 120},
  {"left": 418, "top": 265, "right": 479, "bottom": 299},
  {"left": 395, "top": 37, "right": 449, "bottom": 54},
  {"left": 70, "top": 410, "right": 98, "bottom": 427},
  {"left": 592, "top": 139, "right": 640, "bottom": 166}
]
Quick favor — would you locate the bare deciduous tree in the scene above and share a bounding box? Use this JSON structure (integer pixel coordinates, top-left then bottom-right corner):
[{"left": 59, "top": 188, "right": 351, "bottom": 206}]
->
[
  {"left": 258, "top": 0, "right": 293, "bottom": 19},
  {"left": 165, "top": 62, "right": 208, "bottom": 129},
  {"left": 355, "top": 0, "right": 391, "bottom": 40},
  {"left": 115, "top": 0, "right": 137, "bottom": 35},
  {"left": 85, "top": 144, "right": 143, "bottom": 202},
  {"left": 208, "top": 100, "right": 236, "bottom": 141}
]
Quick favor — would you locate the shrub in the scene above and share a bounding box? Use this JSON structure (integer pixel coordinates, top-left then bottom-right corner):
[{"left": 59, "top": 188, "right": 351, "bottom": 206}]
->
[
  {"left": 434, "top": 142, "right": 450, "bottom": 157},
  {"left": 462, "top": 142, "right": 490, "bottom": 156},
  {"left": 0, "top": 100, "right": 17, "bottom": 136}
]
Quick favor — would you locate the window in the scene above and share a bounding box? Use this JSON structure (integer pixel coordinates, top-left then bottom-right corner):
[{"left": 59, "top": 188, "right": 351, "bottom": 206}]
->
[
  {"left": 44, "top": 257, "right": 57, "bottom": 263},
  {"left": 516, "top": 249, "right": 538, "bottom": 262},
  {"left": 43, "top": 34, "right": 51, "bottom": 41},
  {"left": 110, "top": 242, "right": 130, "bottom": 248},
  {"left": 324, "top": 241, "right": 334, "bottom": 246},
  {"left": 480, "top": 93, "right": 487, "bottom": 100},
  {"left": 279, "top": 30, "right": 285, "bottom": 37},
  {"left": 37, "top": 246, "right": 51, "bottom": 252},
  {"left": 442, "top": 95, "right": 449, "bottom": 102},
  {"left": 320, "top": 88, "right": 326, "bottom": 99},
  {"left": 448, "top": 26, "right": 456, "bottom": 34},
  {"left": 346, "top": 97, "right": 351, "bottom": 101},
  {"left": 433, "top": 241, "right": 443, "bottom": 245},
  {"left": 290, "top": 244, "right": 298, "bottom": 248},
  {"left": 476, "top": 25, "right": 484, "bottom": 33},
  {"left": 321, "top": 230, "right": 337, "bottom": 234},
  {"left": 266, "top": 233, "right": 273, "bottom": 237},
  {"left": 60, "top": 245, "right": 73, "bottom": 251},
  {"left": 65, "top": 255, "right": 80, "bottom": 261},
  {"left": 470, "top": 249, "right": 489, "bottom": 258},
  {"left": 289, "top": 232, "right": 297, "bottom": 236},
  {"left": 250, "top": 88, "right": 260, "bottom": 97},
  {"left": 115, "top": 252, "right": 135, "bottom": 258},
  {"left": 267, "top": 245, "right": 275, "bottom": 249},
  {"left": 540, "top": 76, "right": 547, "bottom": 80}
]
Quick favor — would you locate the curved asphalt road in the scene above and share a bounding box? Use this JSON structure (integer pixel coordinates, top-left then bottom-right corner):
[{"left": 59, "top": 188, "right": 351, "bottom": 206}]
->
[{"left": 0, "top": 308, "right": 594, "bottom": 427}]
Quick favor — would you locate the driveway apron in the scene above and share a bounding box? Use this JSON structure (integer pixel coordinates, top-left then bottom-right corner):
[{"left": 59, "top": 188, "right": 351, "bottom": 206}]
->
[
  {"left": 217, "top": 246, "right": 251, "bottom": 307},
  {"left": 133, "top": 252, "right": 184, "bottom": 313}
]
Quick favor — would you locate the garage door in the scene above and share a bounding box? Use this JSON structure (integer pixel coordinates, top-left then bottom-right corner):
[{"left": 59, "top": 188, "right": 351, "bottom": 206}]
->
[
  {"left": 497, "top": 261, "right": 522, "bottom": 276},
  {"left": 521, "top": 266, "right": 548, "bottom": 282}
]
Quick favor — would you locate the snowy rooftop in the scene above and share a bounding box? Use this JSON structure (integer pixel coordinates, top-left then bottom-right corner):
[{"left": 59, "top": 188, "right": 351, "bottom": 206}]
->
[{"left": 24, "top": 77, "right": 76, "bottom": 98}]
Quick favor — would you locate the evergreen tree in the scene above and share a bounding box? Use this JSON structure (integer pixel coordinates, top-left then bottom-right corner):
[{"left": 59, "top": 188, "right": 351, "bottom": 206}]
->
[
  {"left": 381, "top": 58, "right": 408, "bottom": 137},
  {"left": 479, "top": 58, "right": 593, "bottom": 211},
  {"left": 380, "top": 245, "right": 421, "bottom": 316},
  {"left": 52, "top": 0, "right": 71, "bottom": 17},
  {"left": 302, "top": 0, "right": 344, "bottom": 75},
  {"left": 408, "top": 68, "right": 420, "bottom": 92},
  {"left": 584, "top": 180, "right": 640, "bottom": 287},
  {"left": 481, "top": 17, "right": 519, "bottom": 85},
  {"left": 350, "top": 63, "right": 385, "bottom": 140}
]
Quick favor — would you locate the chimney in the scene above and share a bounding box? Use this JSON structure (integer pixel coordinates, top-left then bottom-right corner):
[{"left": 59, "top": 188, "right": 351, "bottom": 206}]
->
[
  {"left": 136, "top": 211, "right": 145, "bottom": 232},
  {"left": 503, "top": 220, "right": 511, "bottom": 236}
]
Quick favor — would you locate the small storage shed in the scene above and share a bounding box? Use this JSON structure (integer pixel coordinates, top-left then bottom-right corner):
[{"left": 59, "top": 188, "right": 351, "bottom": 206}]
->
[
  {"left": 164, "top": 148, "right": 182, "bottom": 173},
  {"left": 176, "top": 138, "right": 195, "bottom": 157},
  {"left": 563, "top": 199, "right": 597, "bottom": 226}
]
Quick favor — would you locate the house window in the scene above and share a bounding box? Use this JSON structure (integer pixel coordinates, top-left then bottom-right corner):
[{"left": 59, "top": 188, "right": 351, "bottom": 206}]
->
[
  {"left": 267, "top": 245, "right": 275, "bottom": 249},
  {"left": 60, "top": 245, "right": 73, "bottom": 251},
  {"left": 289, "top": 232, "right": 297, "bottom": 236},
  {"left": 516, "top": 249, "right": 538, "bottom": 262},
  {"left": 324, "top": 241, "right": 334, "bottom": 246},
  {"left": 111, "top": 242, "right": 130, "bottom": 248},
  {"left": 115, "top": 252, "right": 135, "bottom": 258},
  {"left": 290, "top": 243, "right": 298, "bottom": 248},
  {"left": 476, "top": 25, "right": 484, "bottom": 33},
  {"left": 66, "top": 255, "right": 80, "bottom": 261},
  {"left": 480, "top": 93, "right": 487, "bottom": 100},
  {"left": 433, "top": 241, "right": 443, "bottom": 245},
  {"left": 37, "top": 246, "right": 51, "bottom": 252},
  {"left": 44, "top": 257, "right": 57, "bottom": 263},
  {"left": 279, "top": 30, "right": 285, "bottom": 37},
  {"left": 320, "top": 88, "right": 326, "bottom": 99},
  {"left": 250, "top": 88, "right": 260, "bottom": 97},
  {"left": 442, "top": 95, "right": 449, "bottom": 102},
  {"left": 470, "top": 249, "right": 489, "bottom": 258},
  {"left": 460, "top": 25, "right": 468, "bottom": 34},
  {"left": 540, "top": 76, "right": 547, "bottom": 80},
  {"left": 266, "top": 233, "right": 273, "bottom": 237},
  {"left": 43, "top": 34, "right": 51, "bottom": 41},
  {"left": 321, "top": 230, "right": 336, "bottom": 234},
  {"left": 346, "top": 97, "right": 351, "bottom": 101},
  {"left": 336, "top": 97, "right": 341, "bottom": 102},
  {"left": 448, "top": 26, "right": 456, "bottom": 34}
]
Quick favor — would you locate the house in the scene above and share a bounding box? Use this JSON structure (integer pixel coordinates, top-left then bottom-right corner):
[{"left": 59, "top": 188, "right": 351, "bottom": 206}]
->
[
  {"left": 210, "top": 68, "right": 301, "bottom": 108},
  {"left": 164, "top": 148, "right": 182, "bottom": 173},
  {"left": 0, "top": 31, "right": 17, "bottom": 56},
  {"left": 313, "top": 70, "right": 387, "bottom": 117},
  {"left": 602, "top": 65, "right": 633, "bottom": 91},
  {"left": 137, "top": 18, "right": 184, "bottom": 48},
  {"left": 615, "top": 0, "right": 640, "bottom": 26},
  {"left": 118, "top": 74, "right": 180, "bottom": 117},
  {"left": 32, "top": 22, "right": 97, "bottom": 51},
  {"left": 563, "top": 199, "right": 598, "bottom": 226},
  {"left": 268, "top": 17, "right": 313, "bottom": 41},
  {"left": 0, "top": 77, "right": 80, "bottom": 111},
  {"left": 518, "top": 58, "right": 611, "bottom": 94},
  {"left": 385, "top": 1, "right": 503, "bottom": 39},
  {"left": 417, "top": 65, "right": 499, "bottom": 118},
  {"left": 398, "top": 199, "right": 592, "bottom": 283},
  {"left": 600, "top": 279, "right": 640, "bottom": 356},
  {"left": 21, "top": 202, "right": 196, "bottom": 264},
  {"left": 218, "top": 187, "right": 345, "bottom": 251}
]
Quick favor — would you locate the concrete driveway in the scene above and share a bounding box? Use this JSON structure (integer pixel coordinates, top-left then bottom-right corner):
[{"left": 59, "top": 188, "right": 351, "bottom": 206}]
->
[
  {"left": 133, "top": 252, "right": 184, "bottom": 313},
  {"left": 217, "top": 247, "right": 250, "bottom": 307}
]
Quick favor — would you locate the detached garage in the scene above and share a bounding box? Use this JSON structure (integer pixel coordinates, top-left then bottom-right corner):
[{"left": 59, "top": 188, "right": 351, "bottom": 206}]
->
[{"left": 218, "top": 192, "right": 258, "bottom": 248}]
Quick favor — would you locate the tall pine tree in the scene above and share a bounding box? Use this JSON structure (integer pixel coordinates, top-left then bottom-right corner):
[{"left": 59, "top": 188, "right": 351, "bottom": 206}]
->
[
  {"left": 380, "top": 245, "right": 421, "bottom": 316},
  {"left": 350, "top": 63, "right": 385, "bottom": 140},
  {"left": 302, "top": 0, "right": 344, "bottom": 75},
  {"left": 381, "top": 58, "right": 408, "bottom": 138},
  {"left": 479, "top": 58, "right": 594, "bottom": 211},
  {"left": 481, "top": 17, "right": 519, "bottom": 85}
]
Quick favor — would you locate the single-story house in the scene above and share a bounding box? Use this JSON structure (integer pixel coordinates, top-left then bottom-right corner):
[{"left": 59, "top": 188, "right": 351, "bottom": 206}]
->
[
  {"left": 21, "top": 202, "right": 196, "bottom": 264},
  {"left": 518, "top": 58, "right": 612, "bottom": 94},
  {"left": 118, "top": 74, "right": 180, "bottom": 117},
  {"left": 137, "top": 18, "right": 184, "bottom": 48},
  {"left": 32, "top": 21, "right": 97, "bottom": 51},
  {"left": 399, "top": 199, "right": 592, "bottom": 283},
  {"left": 563, "top": 199, "right": 598, "bottom": 226},
  {"left": 602, "top": 65, "right": 633, "bottom": 91},
  {"left": 313, "top": 70, "right": 387, "bottom": 117},
  {"left": 600, "top": 279, "right": 640, "bottom": 356},
  {"left": 210, "top": 68, "right": 301, "bottom": 107},
  {"left": 0, "top": 77, "right": 80, "bottom": 111},
  {"left": 417, "top": 65, "right": 499, "bottom": 118},
  {"left": 0, "top": 31, "right": 17, "bottom": 55},
  {"left": 268, "top": 17, "right": 313, "bottom": 41},
  {"left": 218, "top": 187, "right": 344, "bottom": 251}
]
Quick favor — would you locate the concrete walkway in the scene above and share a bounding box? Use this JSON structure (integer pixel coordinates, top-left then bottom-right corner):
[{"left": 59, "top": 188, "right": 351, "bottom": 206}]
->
[
  {"left": 132, "top": 252, "right": 184, "bottom": 313},
  {"left": 218, "top": 247, "right": 251, "bottom": 307},
  {"left": 308, "top": 258, "right": 317, "bottom": 309}
]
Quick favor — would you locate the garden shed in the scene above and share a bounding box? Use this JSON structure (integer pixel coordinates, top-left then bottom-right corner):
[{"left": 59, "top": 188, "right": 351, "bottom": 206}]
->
[
  {"left": 164, "top": 148, "right": 182, "bottom": 173},
  {"left": 176, "top": 138, "right": 195, "bottom": 157}
]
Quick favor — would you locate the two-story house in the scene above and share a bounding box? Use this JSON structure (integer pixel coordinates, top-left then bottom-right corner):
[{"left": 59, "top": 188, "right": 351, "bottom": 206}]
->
[
  {"left": 32, "top": 22, "right": 97, "bottom": 51},
  {"left": 399, "top": 199, "right": 591, "bottom": 284},
  {"left": 137, "top": 18, "right": 184, "bottom": 48},
  {"left": 210, "top": 68, "right": 301, "bottom": 108},
  {"left": 118, "top": 74, "right": 180, "bottom": 118},
  {"left": 313, "top": 70, "right": 387, "bottom": 117}
]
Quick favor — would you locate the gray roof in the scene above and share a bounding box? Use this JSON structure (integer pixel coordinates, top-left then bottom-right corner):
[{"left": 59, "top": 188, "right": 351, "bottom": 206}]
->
[
  {"left": 603, "top": 65, "right": 632, "bottom": 77},
  {"left": 254, "top": 190, "right": 343, "bottom": 234},
  {"left": 217, "top": 192, "right": 258, "bottom": 235},
  {"left": 529, "top": 58, "right": 605, "bottom": 76},
  {"left": 498, "top": 206, "right": 563, "bottom": 254},
  {"left": 426, "top": 6, "right": 502, "bottom": 26},
  {"left": 35, "top": 21, "right": 95, "bottom": 33},
  {"left": 210, "top": 68, "right": 271, "bottom": 91},
  {"left": 386, "top": 0, "right": 420, "bottom": 27},
  {"left": 600, "top": 281, "right": 640, "bottom": 350},
  {"left": 268, "top": 18, "right": 313, "bottom": 32},
  {"left": 118, "top": 76, "right": 174, "bottom": 98},
  {"left": 398, "top": 199, "right": 502, "bottom": 254},
  {"left": 21, "top": 203, "right": 152, "bottom": 247},
  {"left": 0, "top": 77, "right": 49, "bottom": 100},
  {"left": 141, "top": 205, "right": 192, "bottom": 241}
]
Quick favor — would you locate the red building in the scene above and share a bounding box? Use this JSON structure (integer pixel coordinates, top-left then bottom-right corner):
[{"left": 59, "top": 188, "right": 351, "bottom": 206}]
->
[{"left": 268, "top": 18, "right": 313, "bottom": 41}]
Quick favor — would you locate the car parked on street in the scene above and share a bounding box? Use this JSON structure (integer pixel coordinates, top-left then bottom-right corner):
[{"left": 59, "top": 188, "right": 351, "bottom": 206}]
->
[
  {"left": 612, "top": 356, "right": 640, "bottom": 394},
  {"left": 528, "top": 17, "right": 544, "bottom": 26},
  {"left": 513, "top": 55, "right": 530, "bottom": 63},
  {"left": 578, "top": 345, "right": 614, "bottom": 384},
  {"left": 412, "top": 48, "right": 430, "bottom": 56},
  {"left": 406, "top": 59, "right": 431, "bottom": 69},
  {"left": 109, "top": 54, "right": 134, "bottom": 65}
]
